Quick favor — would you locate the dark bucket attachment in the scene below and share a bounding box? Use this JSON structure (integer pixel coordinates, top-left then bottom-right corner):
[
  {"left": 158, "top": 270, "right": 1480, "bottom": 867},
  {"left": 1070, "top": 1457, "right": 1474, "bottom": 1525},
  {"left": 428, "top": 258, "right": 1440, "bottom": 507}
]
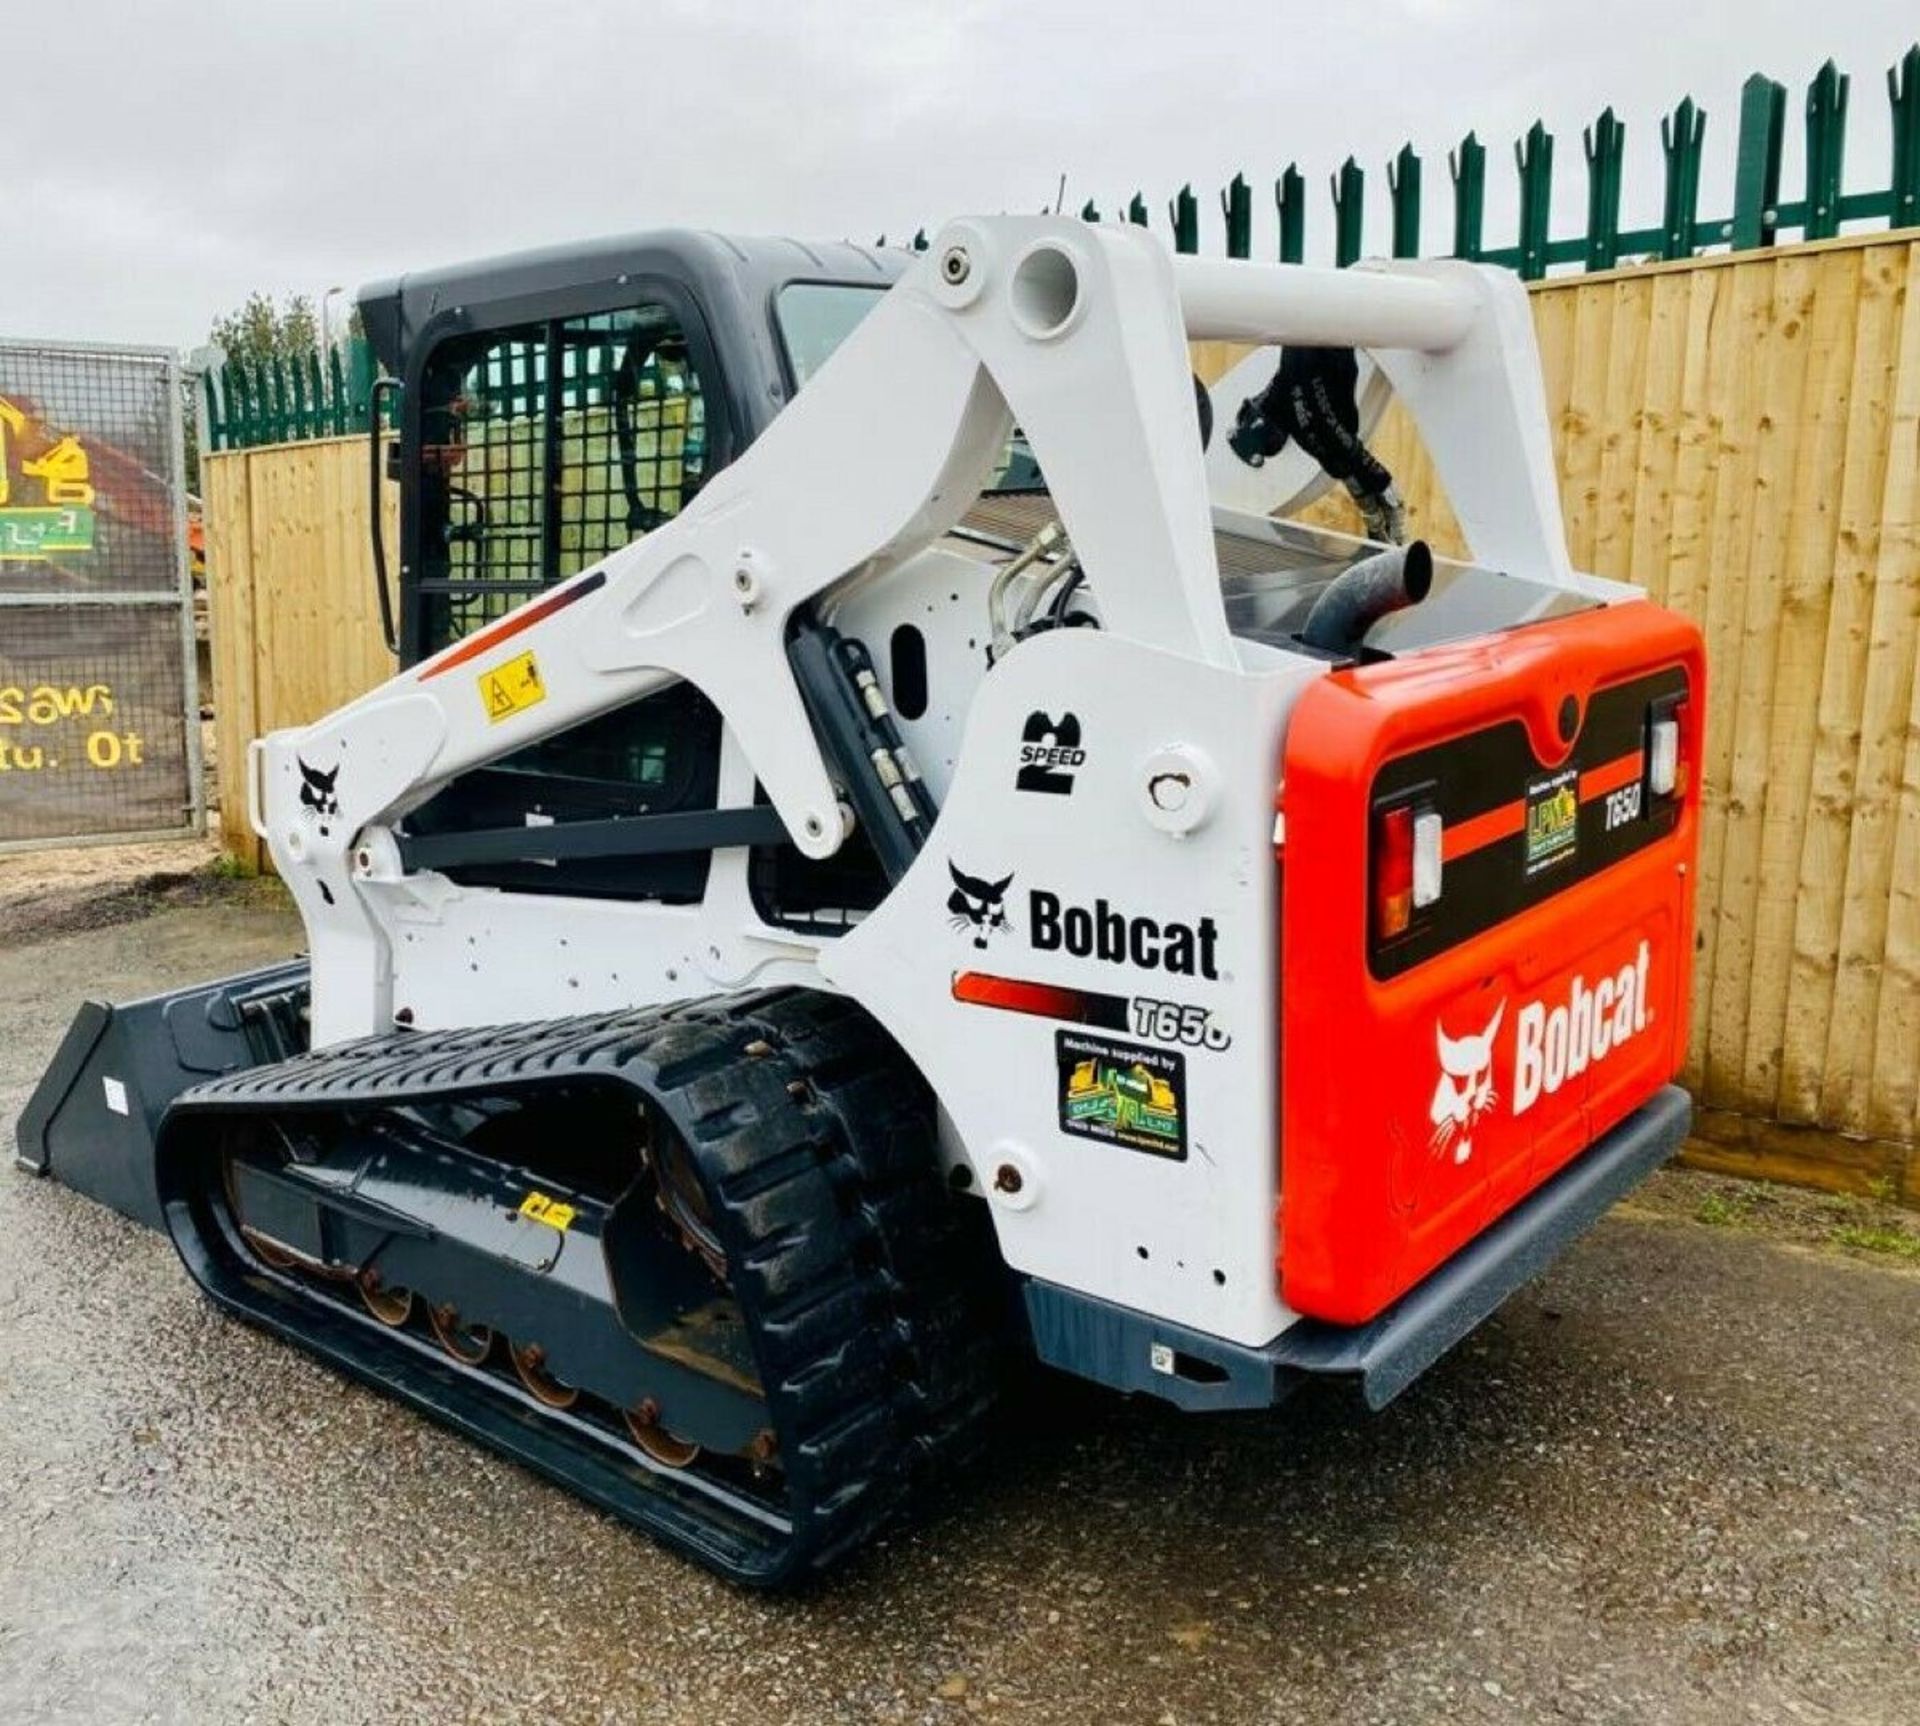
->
[{"left": 14, "top": 961, "right": 310, "bottom": 1231}]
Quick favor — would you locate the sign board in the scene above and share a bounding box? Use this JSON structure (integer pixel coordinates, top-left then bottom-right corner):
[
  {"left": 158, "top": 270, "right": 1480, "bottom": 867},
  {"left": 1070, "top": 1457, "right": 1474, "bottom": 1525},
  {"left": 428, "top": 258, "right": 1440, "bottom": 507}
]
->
[{"left": 0, "top": 340, "right": 199, "bottom": 850}]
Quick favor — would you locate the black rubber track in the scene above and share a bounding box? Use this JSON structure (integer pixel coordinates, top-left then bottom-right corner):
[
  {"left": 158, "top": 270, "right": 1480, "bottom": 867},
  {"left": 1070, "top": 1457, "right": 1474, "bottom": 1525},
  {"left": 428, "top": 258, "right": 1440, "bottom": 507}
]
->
[{"left": 155, "top": 988, "right": 1000, "bottom": 1587}]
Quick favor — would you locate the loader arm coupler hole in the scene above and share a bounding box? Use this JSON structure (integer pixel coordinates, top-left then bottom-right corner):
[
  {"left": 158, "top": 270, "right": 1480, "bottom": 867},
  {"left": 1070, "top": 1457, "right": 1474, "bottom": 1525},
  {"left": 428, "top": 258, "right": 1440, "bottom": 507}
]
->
[{"left": 1010, "top": 243, "right": 1082, "bottom": 341}]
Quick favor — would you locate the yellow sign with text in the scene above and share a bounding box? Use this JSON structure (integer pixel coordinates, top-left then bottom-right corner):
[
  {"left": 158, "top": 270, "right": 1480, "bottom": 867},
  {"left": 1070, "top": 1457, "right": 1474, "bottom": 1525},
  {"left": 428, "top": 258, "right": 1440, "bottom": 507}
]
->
[
  {"left": 518, "top": 1190, "right": 577, "bottom": 1232},
  {"left": 479, "top": 649, "right": 546, "bottom": 723},
  {"left": 0, "top": 396, "right": 98, "bottom": 560}
]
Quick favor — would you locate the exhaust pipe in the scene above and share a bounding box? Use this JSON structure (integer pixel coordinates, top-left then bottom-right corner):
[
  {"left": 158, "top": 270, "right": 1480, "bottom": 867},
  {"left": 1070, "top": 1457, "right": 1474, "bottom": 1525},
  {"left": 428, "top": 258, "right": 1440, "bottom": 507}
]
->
[{"left": 1298, "top": 540, "right": 1433, "bottom": 656}]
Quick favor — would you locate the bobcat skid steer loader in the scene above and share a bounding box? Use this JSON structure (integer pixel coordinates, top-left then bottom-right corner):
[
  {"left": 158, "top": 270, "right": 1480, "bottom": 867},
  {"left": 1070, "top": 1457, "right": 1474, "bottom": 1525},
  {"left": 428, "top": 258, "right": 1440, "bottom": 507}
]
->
[{"left": 18, "top": 216, "right": 1701, "bottom": 1585}]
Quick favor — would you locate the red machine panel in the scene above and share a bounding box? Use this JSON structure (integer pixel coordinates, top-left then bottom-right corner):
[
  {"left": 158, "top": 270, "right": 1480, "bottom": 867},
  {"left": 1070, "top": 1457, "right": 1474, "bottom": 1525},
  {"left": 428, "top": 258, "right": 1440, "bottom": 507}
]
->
[{"left": 1277, "top": 600, "right": 1704, "bottom": 1326}]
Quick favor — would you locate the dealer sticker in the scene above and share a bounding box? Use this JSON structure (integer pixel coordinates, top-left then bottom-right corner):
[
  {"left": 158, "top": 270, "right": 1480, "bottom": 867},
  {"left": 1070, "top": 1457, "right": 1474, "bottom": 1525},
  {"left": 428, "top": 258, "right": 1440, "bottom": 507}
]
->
[
  {"left": 1524, "top": 765, "right": 1580, "bottom": 876},
  {"left": 1055, "top": 1030, "right": 1187, "bottom": 1159}
]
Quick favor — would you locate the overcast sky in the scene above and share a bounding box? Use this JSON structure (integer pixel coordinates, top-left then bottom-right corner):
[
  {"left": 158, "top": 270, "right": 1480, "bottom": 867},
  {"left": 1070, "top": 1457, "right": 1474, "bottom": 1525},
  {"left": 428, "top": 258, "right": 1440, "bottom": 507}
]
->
[{"left": 4, "top": 1, "right": 1912, "bottom": 350}]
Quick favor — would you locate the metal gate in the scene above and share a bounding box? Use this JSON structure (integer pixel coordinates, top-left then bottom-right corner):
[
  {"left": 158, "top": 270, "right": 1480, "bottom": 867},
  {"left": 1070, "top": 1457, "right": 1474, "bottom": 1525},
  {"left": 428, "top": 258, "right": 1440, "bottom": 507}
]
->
[{"left": 0, "top": 339, "right": 201, "bottom": 853}]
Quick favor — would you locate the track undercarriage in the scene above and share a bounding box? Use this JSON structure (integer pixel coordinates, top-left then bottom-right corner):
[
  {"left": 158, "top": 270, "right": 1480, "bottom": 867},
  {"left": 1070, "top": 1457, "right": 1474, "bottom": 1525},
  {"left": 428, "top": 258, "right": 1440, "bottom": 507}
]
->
[{"left": 155, "top": 989, "right": 999, "bottom": 1586}]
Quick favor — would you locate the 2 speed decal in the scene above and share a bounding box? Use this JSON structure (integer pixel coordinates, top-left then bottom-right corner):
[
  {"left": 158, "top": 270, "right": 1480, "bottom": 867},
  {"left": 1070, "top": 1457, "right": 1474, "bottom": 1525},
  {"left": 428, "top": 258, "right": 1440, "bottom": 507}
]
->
[{"left": 1016, "top": 710, "right": 1084, "bottom": 796}]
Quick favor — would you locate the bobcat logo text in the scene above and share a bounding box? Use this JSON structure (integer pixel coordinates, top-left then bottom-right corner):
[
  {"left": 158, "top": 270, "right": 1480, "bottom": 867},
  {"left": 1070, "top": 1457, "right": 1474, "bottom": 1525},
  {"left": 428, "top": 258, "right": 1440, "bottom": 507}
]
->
[{"left": 1426, "top": 940, "right": 1656, "bottom": 1161}]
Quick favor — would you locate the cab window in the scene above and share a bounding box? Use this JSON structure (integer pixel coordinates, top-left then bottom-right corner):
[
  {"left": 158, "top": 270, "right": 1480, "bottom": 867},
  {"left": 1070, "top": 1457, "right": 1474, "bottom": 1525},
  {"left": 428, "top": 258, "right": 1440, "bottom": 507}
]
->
[
  {"left": 415, "top": 303, "right": 712, "bottom": 648},
  {"left": 775, "top": 282, "right": 887, "bottom": 388},
  {"left": 772, "top": 278, "right": 1041, "bottom": 492}
]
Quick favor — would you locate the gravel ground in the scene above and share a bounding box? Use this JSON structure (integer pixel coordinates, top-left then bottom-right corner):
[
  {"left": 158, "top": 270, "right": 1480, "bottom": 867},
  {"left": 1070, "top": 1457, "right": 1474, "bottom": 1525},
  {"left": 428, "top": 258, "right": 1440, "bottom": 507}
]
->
[{"left": 1, "top": 852, "right": 1916, "bottom": 1726}]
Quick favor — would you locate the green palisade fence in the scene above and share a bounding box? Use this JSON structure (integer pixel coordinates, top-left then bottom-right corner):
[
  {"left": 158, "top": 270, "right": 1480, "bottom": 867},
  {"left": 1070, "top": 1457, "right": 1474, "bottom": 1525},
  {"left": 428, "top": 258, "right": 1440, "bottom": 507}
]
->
[
  {"left": 1089, "top": 45, "right": 1920, "bottom": 273},
  {"left": 228, "top": 45, "right": 1920, "bottom": 450},
  {"left": 203, "top": 336, "right": 390, "bottom": 453},
  {"left": 885, "top": 46, "right": 1919, "bottom": 274}
]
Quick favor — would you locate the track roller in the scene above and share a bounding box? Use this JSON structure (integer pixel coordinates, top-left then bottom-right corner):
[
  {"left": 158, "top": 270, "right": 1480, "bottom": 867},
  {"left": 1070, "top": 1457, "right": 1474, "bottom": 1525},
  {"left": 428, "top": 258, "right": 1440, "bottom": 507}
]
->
[
  {"left": 625, "top": 1402, "right": 701, "bottom": 1469},
  {"left": 430, "top": 1304, "right": 494, "bottom": 1366},
  {"left": 357, "top": 1271, "right": 413, "bottom": 1328},
  {"left": 509, "top": 1341, "right": 580, "bottom": 1409}
]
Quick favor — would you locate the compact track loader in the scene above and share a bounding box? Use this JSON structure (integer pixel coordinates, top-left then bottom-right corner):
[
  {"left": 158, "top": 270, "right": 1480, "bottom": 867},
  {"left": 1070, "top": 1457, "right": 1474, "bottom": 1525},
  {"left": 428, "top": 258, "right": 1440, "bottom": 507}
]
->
[{"left": 19, "top": 217, "right": 1702, "bottom": 1585}]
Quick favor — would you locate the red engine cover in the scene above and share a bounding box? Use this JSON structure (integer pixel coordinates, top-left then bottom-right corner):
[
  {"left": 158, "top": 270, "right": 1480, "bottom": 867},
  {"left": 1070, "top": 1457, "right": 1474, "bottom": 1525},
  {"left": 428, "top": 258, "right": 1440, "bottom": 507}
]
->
[{"left": 1278, "top": 600, "right": 1704, "bottom": 1326}]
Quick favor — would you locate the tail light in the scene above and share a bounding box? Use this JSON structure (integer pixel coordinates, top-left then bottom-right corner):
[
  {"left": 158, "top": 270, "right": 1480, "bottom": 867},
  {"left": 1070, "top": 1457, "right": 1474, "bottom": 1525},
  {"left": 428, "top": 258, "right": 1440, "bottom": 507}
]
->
[
  {"left": 1373, "top": 804, "right": 1413, "bottom": 939},
  {"left": 1373, "top": 801, "right": 1443, "bottom": 940},
  {"left": 1648, "top": 706, "right": 1683, "bottom": 797},
  {"left": 1412, "top": 809, "right": 1444, "bottom": 907}
]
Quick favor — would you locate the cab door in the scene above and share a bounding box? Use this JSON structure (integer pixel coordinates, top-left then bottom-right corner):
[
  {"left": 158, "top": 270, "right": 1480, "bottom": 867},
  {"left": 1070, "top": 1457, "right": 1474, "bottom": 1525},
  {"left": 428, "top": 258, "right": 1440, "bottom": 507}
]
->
[
  {"left": 394, "top": 282, "right": 737, "bottom": 902},
  {"left": 400, "top": 282, "right": 735, "bottom": 661}
]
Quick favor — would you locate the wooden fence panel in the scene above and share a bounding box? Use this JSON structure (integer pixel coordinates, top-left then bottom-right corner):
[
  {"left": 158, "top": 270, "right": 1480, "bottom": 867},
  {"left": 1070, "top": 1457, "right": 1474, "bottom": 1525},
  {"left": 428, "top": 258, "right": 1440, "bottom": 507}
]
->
[
  {"left": 204, "top": 235, "right": 1920, "bottom": 1200},
  {"left": 203, "top": 452, "right": 258, "bottom": 864},
  {"left": 205, "top": 436, "right": 396, "bottom": 867},
  {"left": 1256, "top": 232, "right": 1920, "bottom": 1198}
]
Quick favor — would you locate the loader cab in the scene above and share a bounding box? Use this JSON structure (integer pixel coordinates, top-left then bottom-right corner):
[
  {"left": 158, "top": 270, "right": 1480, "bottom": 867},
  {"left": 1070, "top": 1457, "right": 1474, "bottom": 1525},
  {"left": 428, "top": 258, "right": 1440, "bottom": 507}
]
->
[
  {"left": 360, "top": 230, "right": 906, "bottom": 665},
  {"left": 356, "top": 231, "right": 908, "bottom": 902}
]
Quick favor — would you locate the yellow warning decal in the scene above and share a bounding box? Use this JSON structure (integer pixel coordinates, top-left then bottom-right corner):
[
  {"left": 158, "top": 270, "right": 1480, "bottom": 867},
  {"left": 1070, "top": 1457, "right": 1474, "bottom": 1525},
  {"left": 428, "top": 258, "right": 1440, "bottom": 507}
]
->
[
  {"left": 518, "top": 1190, "right": 577, "bottom": 1231},
  {"left": 479, "top": 649, "right": 546, "bottom": 723}
]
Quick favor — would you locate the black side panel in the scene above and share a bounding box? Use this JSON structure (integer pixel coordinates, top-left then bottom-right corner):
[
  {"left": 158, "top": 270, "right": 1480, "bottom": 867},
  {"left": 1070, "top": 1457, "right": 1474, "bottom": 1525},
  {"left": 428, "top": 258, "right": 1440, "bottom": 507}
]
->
[{"left": 14, "top": 962, "right": 309, "bottom": 1230}]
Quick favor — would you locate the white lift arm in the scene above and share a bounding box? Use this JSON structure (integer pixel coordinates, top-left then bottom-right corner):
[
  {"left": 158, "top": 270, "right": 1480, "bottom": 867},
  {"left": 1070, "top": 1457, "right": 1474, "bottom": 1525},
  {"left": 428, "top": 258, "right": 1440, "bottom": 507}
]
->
[{"left": 255, "top": 215, "right": 1573, "bottom": 1042}]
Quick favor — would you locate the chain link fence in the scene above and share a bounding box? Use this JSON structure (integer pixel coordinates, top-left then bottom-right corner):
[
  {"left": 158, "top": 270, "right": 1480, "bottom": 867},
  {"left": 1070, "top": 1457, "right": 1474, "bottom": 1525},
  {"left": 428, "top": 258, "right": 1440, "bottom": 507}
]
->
[{"left": 0, "top": 339, "right": 201, "bottom": 852}]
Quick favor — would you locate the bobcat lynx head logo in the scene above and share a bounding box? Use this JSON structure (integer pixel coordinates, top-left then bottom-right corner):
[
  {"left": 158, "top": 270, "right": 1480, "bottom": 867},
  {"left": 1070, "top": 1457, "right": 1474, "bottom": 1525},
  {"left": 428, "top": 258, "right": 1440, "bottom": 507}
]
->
[
  {"left": 948, "top": 862, "right": 1014, "bottom": 949},
  {"left": 1429, "top": 1002, "right": 1505, "bottom": 1165},
  {"left": 297, "top": 756, "right": 340, "bottom": 821}
]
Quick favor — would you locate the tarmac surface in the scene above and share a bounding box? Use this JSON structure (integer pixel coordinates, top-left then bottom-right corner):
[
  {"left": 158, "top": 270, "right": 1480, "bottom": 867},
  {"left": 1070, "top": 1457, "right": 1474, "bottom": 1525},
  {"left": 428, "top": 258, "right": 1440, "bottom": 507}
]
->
[{"left": 1, "top": 866, "right": 1916, "bottom": 1725}]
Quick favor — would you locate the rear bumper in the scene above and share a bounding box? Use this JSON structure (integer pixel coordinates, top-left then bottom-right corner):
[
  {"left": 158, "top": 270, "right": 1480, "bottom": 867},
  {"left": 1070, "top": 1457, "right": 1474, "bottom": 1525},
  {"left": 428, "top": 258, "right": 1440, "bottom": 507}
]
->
[{"left": 1024, "top": 1083, "right": 1690, "bottom": 1412}]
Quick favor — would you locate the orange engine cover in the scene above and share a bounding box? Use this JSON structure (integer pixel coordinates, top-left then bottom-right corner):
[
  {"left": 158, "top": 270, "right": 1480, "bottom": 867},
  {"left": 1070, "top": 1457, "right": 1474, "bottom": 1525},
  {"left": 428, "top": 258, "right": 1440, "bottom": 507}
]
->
[{"left": 1277, "top": 599, "right": 1704, "bottom": 1326}]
